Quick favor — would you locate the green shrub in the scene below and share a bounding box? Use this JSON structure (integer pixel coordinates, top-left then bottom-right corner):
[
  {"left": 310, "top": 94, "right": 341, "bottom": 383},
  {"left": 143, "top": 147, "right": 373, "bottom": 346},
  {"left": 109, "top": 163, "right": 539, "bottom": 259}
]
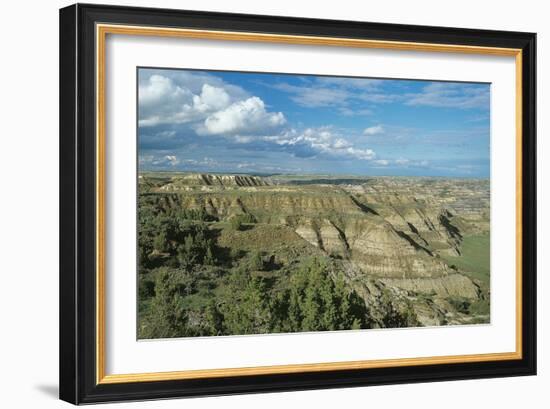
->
[
  {"left": 448, "top": 296, "right": 471, "bottom": 314},
  {"left": 230, "top": 214, "right": 256, "bottom": 231},
  {"left": 230, "top": 217, "right": 243, "bottom": 231},
  {"left": 273, "top": 257, "right": 369, "bottom": 333},
  {"left": 139, "top": 269, "right": 190, "bottom": 339},
  {"left": 139, "top": 279, "right": 155, "bottom": 299},
  {"left": 248, "top": 251, "right": 264, "bottom": 270}
]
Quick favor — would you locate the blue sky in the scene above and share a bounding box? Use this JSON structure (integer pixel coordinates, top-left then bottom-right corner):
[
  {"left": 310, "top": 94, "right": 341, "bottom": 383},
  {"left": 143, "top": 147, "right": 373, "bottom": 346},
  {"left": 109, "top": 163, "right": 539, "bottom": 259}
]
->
[{"left": 138, "top": 68, "right": 490, "bottom": 177}]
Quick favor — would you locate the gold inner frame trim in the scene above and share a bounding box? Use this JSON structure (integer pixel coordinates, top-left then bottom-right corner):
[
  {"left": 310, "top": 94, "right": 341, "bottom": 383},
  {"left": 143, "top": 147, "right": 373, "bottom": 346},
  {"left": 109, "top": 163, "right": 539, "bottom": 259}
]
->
[{"left": 96, "top": 23, "right": 523, "bottom": 385}]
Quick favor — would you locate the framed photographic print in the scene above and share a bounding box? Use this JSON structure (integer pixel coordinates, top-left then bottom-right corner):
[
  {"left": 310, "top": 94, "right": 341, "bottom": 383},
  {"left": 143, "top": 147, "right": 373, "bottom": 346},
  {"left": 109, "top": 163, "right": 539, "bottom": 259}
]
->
[{"left": 59, "top": 3, "right": 536, "bottom": 404}]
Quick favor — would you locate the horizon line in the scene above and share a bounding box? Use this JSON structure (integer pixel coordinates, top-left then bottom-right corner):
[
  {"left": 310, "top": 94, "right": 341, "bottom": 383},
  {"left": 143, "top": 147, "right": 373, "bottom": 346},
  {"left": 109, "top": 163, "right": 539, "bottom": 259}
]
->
[{"left": 138, "top": 169, "right": 490, "bottom": 180}]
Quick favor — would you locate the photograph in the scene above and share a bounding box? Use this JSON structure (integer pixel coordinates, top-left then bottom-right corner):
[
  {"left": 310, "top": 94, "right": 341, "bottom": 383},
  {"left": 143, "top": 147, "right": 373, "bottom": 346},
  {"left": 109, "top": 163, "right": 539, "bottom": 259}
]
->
[
  {"left": 137, "top": 68, "right": 491, "bottom": 339},
  {"left": 52, "top": 2, "right": 537, "bottom": 405},
  {"left": 1, "top": 0, "right": 544, "bottom": 405}
]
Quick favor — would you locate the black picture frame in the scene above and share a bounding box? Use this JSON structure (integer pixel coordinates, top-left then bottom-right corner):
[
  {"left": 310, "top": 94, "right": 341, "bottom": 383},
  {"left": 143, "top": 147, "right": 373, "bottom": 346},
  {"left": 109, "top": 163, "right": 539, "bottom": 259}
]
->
[{"left": 60, "top": 3, "right": 536, "bottom": 404}]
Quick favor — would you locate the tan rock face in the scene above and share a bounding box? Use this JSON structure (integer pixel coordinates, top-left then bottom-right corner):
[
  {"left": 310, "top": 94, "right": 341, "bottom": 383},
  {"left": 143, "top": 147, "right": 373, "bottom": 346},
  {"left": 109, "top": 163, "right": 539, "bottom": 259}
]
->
[
  {"left": 318, "top": 220, "right": 348, "bottom": 256},
  {"left": 380, "top": 274, "right": 481, "bottom": 299},
  {"left": 295, "top": 221, "right": 321, "bottom": 248},
  {"left": 346, "top": 219, "right": 448, "bottom": 278}
]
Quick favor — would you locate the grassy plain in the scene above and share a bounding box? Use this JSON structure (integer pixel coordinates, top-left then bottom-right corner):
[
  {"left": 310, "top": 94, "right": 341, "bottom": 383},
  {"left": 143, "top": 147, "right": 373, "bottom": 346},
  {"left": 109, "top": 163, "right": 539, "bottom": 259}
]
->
[{"left": 442, "top": 234, "right": 490, "bottom": 286}]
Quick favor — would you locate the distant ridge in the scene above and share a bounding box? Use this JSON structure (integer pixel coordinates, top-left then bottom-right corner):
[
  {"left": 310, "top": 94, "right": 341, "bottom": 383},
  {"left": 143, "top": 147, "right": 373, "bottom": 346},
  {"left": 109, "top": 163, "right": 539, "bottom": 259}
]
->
[{"left": 170, "top": 173, "right": 270, "bottom": 187}]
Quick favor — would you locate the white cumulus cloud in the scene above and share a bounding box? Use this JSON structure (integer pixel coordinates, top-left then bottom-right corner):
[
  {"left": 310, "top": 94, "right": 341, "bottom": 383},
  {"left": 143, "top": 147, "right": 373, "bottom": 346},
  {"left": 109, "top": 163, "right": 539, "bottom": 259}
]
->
[
  {"left": 200, "top": 97, "right": 286, "bottom": 136},
  {"left": 192, "top": 84, "right": 231, "bottom": 112},
  {"left": 363, "top": 125, "right": 384, "bottom": 136},
  {"left": 139, "top": 79, "right": 236, "bottom": 127},
  {"left": 269, "top": 127, "right": 376, "bottom": 161},
  {"left": 138, "top": 72, "right": 286, "bottom": 137}
]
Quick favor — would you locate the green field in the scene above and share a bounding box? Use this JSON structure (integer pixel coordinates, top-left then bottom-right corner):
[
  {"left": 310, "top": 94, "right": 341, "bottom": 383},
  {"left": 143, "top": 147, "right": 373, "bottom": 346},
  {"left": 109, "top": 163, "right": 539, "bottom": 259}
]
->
[{"left": 442, "top": 234, "right": 490, "bottom": 286}]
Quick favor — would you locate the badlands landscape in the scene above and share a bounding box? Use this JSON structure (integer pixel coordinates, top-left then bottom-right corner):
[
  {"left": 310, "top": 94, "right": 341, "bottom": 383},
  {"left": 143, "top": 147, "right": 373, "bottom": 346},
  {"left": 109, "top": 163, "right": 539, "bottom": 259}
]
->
[{"left": 137, "top": 172, "right": 490, "bottom": 338}]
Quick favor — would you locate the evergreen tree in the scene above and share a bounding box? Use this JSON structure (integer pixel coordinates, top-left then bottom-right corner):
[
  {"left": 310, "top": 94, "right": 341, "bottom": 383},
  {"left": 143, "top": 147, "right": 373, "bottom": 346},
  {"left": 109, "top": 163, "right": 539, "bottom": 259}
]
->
[
  {"left": 153, "top": 230, "right": 169, "bottom": 252},
  {"left": 205, "top": 300, "right": 225, "bottom": 335},
  {"left": 222, "top": 271, "right": 272, "bottom": 334},
  {"left": 204, "top": 244, "right": 216, "bottom": 266},
  {"left": 140, "top": 269, "right": 189, "bottom": 338}
]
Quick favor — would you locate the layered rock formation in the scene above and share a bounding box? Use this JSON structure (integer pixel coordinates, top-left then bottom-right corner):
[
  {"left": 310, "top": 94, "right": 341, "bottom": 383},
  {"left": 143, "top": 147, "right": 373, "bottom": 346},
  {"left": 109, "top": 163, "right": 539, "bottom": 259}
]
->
[{"left": 139, "top": 173, "right": 490, "bottom": 326}]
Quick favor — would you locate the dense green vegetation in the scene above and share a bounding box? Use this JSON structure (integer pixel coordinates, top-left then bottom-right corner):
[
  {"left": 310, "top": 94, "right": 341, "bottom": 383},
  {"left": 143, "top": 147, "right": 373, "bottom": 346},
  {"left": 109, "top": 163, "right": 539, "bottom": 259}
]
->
[{"left": 137, "top": 195, "right": 417, "bottom": 338}]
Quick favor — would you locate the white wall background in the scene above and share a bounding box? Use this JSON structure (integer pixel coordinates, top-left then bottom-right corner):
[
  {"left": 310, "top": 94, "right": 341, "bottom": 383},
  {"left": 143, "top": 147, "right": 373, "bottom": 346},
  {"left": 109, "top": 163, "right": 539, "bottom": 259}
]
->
[{"left": 0, "top": 0, "right": 546, "bottom": 407}]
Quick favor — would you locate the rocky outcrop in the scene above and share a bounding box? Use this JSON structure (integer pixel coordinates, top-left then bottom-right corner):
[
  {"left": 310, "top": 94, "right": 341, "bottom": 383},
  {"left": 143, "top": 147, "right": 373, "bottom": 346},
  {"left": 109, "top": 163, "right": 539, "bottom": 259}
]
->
[
  {"left": 156, "top": 174, "right": 271, "bottom": 191},
  {"left": 144, "top": 178, "right": 475, "bottom": 282},
  {"left": 345, "top": 218, "right": 450, "bottom": 278},
  {"left": 379, "top": 273, "right": 481, "bottom": 299}
]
